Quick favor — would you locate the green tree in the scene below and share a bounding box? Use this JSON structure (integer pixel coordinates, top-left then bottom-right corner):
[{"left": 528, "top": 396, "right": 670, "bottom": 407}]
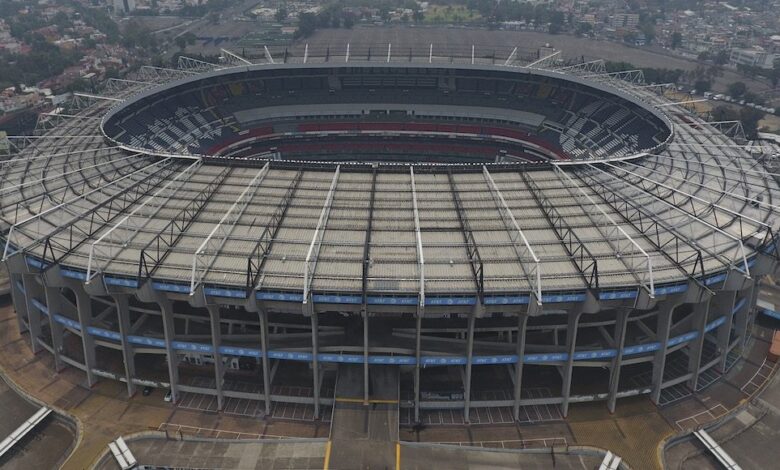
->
[
  {"left": 671, "top": 32, "right": 682, "bottom": 49},
  {"left": 714, "top": 50, "right": 729, "bottom": 65},
  {"left": 727, "top": 81, "right": 747, "bottom": 98},
  {"left": 694, "top": 79, "right": 711, "bottom": 93},
  {"left": 275, "top": 7, "right": 287, "bottom": 22}
]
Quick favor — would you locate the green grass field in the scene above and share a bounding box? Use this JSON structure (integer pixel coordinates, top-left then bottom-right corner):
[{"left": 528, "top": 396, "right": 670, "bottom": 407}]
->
[{"left": 423, "top": 5, "right": 481, "bottom": 24}]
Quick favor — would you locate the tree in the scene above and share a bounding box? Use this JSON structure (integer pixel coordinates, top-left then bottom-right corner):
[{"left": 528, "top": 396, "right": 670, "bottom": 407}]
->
[
  {"left": 739, "top": 107, "right": 765, "bottom": 139},
  {"left": 295, "top": 12, "right": 317, "bottom": 39},
  {"left": 275, "top": 7, "right": 287, "bottom": 22},
  {"left": 175, "top": 36, "right": 187, "bottom": 50},
  {"left": 694, "top": 79, "right": 711, "bottom": 93},
  {"left": 714, "top": 50, "right": 729, "bottom": 65},
  {"left": 671, "top": 32, "right": 682, "bottom": 49},
  {"left": 727, "top": 81, "right": 747, "bottom": 98}
]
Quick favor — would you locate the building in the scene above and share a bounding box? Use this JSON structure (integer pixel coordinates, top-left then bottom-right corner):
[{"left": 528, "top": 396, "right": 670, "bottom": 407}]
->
[
  {"left": 729, "top": 46, "right": 771, "bottom": 68},
  {"left": 2, "top": 55, "right": 778, "bottom": 425},
  {"left": 113, "top": 0, "right": 136, "bottom": 14}
]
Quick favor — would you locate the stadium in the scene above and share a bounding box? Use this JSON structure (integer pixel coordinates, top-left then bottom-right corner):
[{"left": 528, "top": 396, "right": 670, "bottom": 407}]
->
[{"left": 1, "top": 46, "right": 778, "bottom": 427}]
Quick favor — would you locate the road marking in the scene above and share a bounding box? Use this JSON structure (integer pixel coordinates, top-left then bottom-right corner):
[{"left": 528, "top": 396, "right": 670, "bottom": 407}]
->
[
  {"left": 323, "top": 440, "right": 332, "bottom": 470},
  {"left": 396, "top": 442, "right": 401, "bottom": 470}
]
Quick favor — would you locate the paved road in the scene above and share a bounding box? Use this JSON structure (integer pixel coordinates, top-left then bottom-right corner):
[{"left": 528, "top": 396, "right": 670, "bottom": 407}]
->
[
  {"left": 328, "top": 364, "right": 400, "bottom": 469},
  {"left": 95, "top": 438, "right": 328, "bottom": 470},
  {"left": 0, "top": 376, "right": 74, "bottom": 470}
]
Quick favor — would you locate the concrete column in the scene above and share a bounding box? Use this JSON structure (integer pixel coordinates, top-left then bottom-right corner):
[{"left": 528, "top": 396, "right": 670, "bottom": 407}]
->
[
  {"left": 363, "top": 310, "right": 369, "bottom": 405},
  {"left": 463, "top": 312, "right": 476, "bottom": 422},
  {"left": 158, "top": 300, "right": 180, "bottom": 403},
  {"left": 113, "top": 294, "right": 137, "bottom": 397},
  {"left": 651, "top": 303, "right": 675, "bottom": 404},
  {"left": 206, "top": 305, "right": 225, "bottom": 411},
  {"left": 512, "top": 313, "right": 528, "bottom": 421},
  {"left": 714, "top": 291, "right": 737, "bottom": 373},
  {"left": 10, "top": 274, "right": 29, "bottom": 334},
  {"left": 73, "top": 288, "right": 97, "bottom": 387},
  {"left": 310, "top": 312, "right": 320, "bottom": 418},
  {"left": 561, "top": 312, "right": 582, "bottom": 417},
  {"left": 735, "top": 285, "right": 757, "bottom": 348},
  {"left": 43, "top": 286, "right": 66, "bottom": 372},
  {"left": 686, "top": 301, "right": 710, "bottom": 391},
  {"left": 607, "top": 310, "right": 630, "bottom": 413},
  {"left": 258, "top": 308, "right": 272, "bottom": 415},
  {"left": 413, "top": 307, "right": 422, "bottom": 424},
  {"left": 22, "top": 275, "right": 43, "bottom": 354}
]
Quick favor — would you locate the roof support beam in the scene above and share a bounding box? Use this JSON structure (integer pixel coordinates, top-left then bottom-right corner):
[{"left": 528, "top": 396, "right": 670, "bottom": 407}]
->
[
  {"left": 190, "top": 163, "right": 270, "bottom": 294},
  {"left": 410, "top": 167, "right": 425, "bottom": 307},
  {"left": 526, "top": 50, "right": 560, "bottom": 69},
  {"left": 623, "top": 157, "right": 780, "bottom": 214},
  {"left": 446, "top": 169, "right": 484, "bottom": 301},
  {"left": 572, "top": 169, "right": 713, "bottom": 284},
  {"left": 504, "top": 47, "right": 517, "bottom": 66},
  {"left": 521, "top": 171, "right": 599, "bottom": 292},
  {"left": 264, "top": 45, "right": 275, "bottom": 64},
  {"left": 602, "top": 161, "right": 768, "bottom": 247},
  {"left": 247, "top": 169, "right": 304, "bottom": 292},
  {"left": 553, "top": 166, "right": 654, "bottom": 297},
  {"left": 87, "top": 159, "right": 202, "bottom": 282},
  {"left": 589, "top": 163, "right": 751, "bottom": 276},
  {"left": 220, "top": 48, "right": 252, "bottom": 65},
  {"left": 0, "top": 153, "right": 139, "bottom": 197},
  {"left": 361, "top": 169, "right": 378, "bottom": 306},
  {"left": 302, "top": 166, "right": 340, "bottom": 304},
  {"left": 3, "top": 157, "right": 174, "bottom": 261},
  {"left": 482, "top": 166, "right": 542, "bottom": 305},
  {"left": 555, "top": 59, "right": 605, "bottom": 74},
  {"left": 139, "top": 167, "right": 232, "bottom": 281},
  {"left": 72, "top": 92, "right": 122, "bottom": 102}
]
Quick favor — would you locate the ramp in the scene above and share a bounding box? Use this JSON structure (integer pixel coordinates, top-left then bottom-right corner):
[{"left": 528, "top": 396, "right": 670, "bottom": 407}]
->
[{"left": 328, "top": 364, "right": 399, "bottom": 468}]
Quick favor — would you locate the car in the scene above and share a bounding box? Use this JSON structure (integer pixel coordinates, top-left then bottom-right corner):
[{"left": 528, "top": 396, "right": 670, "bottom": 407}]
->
[
  {"left": 142, "top": 386, "right": 153, "bottom": 396},
  {"left": 164, "top": 390, "right": 173, "bottom": 402}
]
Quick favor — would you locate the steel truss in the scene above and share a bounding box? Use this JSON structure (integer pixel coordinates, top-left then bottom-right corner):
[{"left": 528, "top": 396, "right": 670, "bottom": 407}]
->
[
  {"left": 139, "top": 167, "right": 232, "bottom": 281},
  {"left": 553, "top": 166, "right": 655, "bottom": 297},
  {"left": 0, "top": 152, "right": 140, "bottom": 198},
  {"left": 303, "top": 166, "right": 340, "bottom": 304},
  {"left": 554, "top": 59, "right": 606, "bottom": 74},
  {"left": 361, "top": 169, "right": 378, "bottom": 305},
  {"left": 585, "top": 69, "right": 645, "bottom": 85},
  {"left": 246, "top": 169, "right": 304, "bottom": 293},
  {"left": 102, "top": 78, "right": 154, "bottom": 96},
  {"left": 520, "top": 171, "right": 599, "bottom": 292},
  {"left": 626, "top": 155, "right": 780, "bottom": 215},
  {"left": 178, "top": 55, "right": 221, "bottom": 73},
  {"left": 410, "top": 167, "right": 425, "bottom": 307},
  {"left": 482, "top": 166, "right": 541, "bottom": 304},
  {"left": 589, "top": 163, "right": 752, "bottom": 275},
  {"left": 526, "top": 50, "right": 561, "bottom": 69},
  {"left": 707, "top": 121, "right": 747, "bottom": 142},
  {"left": 572, "top": 168, "right": 710, "bottom": 283},
  {"left": 220, "top": 48, "right": 252, "bottom": 66},
  {"left": 446, "top": 169, "right": 485, "bottom": 301},
  {"left": 3, "top": 158, "right": 177, "bottom": 264},
  {"left": 1, "top": 154, "right": 143, "bottom": 227},
  {"left": 603, "top": 160, "right": 772, "bottom": 247},
  {"left": 86, "top": 159, "right": 203, "bottom": 282},
  {"left": 191, "top": 163, "right": 270, "bottom": 294},
  {"left": 138, "top": 66, "right": 196, "bottom": 83}
]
